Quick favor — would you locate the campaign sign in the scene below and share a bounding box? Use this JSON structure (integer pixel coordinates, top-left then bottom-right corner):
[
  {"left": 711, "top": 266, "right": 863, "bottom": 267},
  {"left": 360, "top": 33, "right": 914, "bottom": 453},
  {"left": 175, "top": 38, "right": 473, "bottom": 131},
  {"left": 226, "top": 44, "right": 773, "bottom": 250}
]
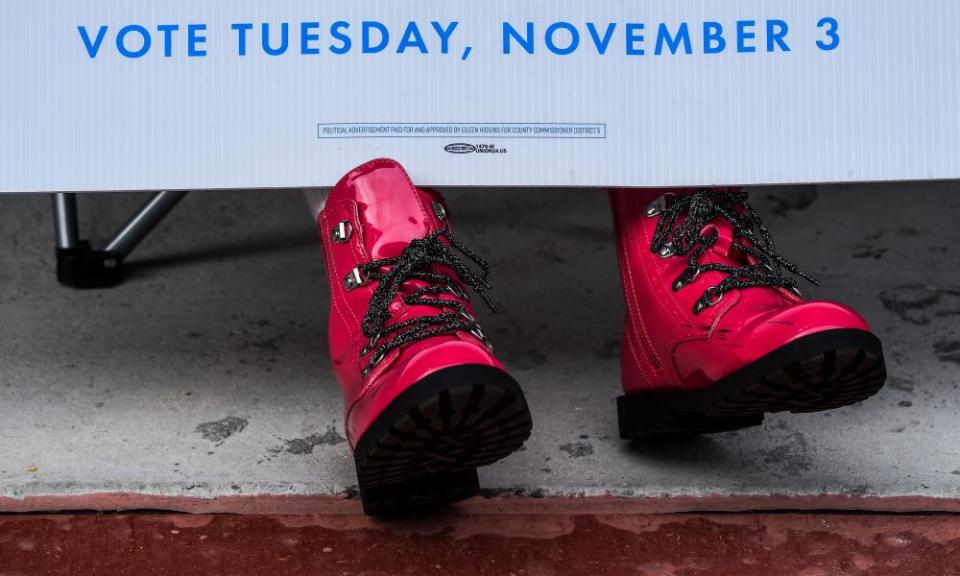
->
[{"left": 0, "top": 1, "right": 958, "bottom": 191}]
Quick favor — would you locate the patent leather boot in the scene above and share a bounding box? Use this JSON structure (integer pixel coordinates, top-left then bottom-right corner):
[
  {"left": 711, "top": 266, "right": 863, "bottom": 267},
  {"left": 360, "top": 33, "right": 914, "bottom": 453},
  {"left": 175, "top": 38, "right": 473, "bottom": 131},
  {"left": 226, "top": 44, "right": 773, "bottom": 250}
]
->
[
  {"left": 609, "top": 187, "right": 887, "bottom": 438},
  {"left": 319, "top": 158, "right": 532, "bottom": 514}
]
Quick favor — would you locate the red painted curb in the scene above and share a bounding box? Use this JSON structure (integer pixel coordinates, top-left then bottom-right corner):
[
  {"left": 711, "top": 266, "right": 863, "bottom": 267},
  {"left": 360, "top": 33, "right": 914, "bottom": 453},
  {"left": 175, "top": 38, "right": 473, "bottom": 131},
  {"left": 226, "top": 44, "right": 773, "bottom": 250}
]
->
[
  {"left": 4, "top": 492, "right": 960, "bottom": 515},
  {"left": 2, "top": 513, "right": 959, "bottom": 575}
]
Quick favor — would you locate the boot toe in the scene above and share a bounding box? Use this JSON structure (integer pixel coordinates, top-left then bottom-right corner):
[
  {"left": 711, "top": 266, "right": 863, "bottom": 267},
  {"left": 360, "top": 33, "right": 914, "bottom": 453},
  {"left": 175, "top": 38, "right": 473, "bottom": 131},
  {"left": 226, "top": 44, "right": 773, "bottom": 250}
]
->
[
  {"left": 394, "top": 339, "right": 505, "bottom": 388},
  {"left": 674, "top": 300, "right": 873, "bottom": 386},
  {"left": 737, "top": 301, "right": 872, "bottom": 351},
  {"left": 346, "top": 338, "right": 504, "bottom": 444}
]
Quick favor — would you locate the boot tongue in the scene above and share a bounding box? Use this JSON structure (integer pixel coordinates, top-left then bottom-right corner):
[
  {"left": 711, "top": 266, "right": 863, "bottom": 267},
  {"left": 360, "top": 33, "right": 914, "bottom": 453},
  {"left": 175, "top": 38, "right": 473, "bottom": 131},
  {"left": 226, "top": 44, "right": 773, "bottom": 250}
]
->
[
  {"left": 704, "top": 222, "right": 739, "bottom": 262},
  {"left": 340, "top": 159, "right": 444, "bottom": 260},
  {"left": 677, "top": 188, "right": 745, "bottom": 265}
]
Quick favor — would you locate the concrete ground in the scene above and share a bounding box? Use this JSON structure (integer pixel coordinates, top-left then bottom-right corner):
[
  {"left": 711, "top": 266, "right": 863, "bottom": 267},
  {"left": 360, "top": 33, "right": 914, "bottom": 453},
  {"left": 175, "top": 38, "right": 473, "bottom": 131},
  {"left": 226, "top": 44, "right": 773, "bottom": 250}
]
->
[{"left": 1, "top": 183, "right": 959, "bottom": 513}]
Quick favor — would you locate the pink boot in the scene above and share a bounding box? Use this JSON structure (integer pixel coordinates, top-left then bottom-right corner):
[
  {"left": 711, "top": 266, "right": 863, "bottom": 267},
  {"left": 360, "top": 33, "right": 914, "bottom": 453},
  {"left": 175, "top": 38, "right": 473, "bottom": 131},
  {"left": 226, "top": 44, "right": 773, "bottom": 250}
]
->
[
  {"left": 610, "top": 187, "right": 887, "bottom": 438},
  {"left": 318, "top": 159, "right": 532, "bottom": 514}
]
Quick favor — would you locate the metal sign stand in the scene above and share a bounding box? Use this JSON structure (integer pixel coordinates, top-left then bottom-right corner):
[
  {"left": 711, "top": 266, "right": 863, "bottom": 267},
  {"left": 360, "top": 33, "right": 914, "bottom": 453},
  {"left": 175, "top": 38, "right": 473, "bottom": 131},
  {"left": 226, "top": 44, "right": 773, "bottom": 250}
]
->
[{"left": 52, "top": 191, "right": 188, "bottom": 288}]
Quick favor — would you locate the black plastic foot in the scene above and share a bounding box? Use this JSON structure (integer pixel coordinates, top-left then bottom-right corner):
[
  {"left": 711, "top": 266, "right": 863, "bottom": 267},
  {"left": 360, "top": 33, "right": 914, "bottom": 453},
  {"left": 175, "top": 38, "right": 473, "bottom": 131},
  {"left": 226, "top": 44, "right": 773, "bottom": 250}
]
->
[{"left": 56, "top": 241, "right": 124, "bottom": 289}]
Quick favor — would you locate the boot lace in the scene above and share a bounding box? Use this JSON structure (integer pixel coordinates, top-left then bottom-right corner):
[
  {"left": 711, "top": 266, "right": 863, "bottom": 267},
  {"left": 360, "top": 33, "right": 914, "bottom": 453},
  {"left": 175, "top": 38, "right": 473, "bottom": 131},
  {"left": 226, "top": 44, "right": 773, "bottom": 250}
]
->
[
  {"left": 649, "top": 189, "right": 820, "bottom": 314},
  {"left": 357, "top": 230, "right": 494, "bottom": 376}
]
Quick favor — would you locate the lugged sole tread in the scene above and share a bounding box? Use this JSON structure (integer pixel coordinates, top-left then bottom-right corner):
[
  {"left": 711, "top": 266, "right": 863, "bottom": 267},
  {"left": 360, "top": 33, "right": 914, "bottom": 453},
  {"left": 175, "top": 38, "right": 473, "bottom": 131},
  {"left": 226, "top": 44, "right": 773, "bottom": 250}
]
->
[
  {"left": 619, "top": 329, "right": 887, "bottom": 439},
  {"left": 354, "top": 365, "right": 532, "bottom": 516}
]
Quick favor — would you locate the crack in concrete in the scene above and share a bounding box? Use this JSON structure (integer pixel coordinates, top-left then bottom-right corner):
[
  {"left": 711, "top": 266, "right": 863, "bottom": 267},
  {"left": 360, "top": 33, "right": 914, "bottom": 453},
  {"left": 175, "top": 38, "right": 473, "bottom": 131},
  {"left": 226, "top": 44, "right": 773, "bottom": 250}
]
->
[
  {"left": 559, "top": 442, "right": 595, "bottom": 459},
  {"left": 195, "top": 417, "right": 248, "bottom": 444},
  {"left": 934, "top": 340, "right": 960, "bottom": 365},
  {"left": 879, "top": 284, "right": 960, "bottom": 326},
  {"left": 270, "top": 427, "right": 346, "bottom": 456}
]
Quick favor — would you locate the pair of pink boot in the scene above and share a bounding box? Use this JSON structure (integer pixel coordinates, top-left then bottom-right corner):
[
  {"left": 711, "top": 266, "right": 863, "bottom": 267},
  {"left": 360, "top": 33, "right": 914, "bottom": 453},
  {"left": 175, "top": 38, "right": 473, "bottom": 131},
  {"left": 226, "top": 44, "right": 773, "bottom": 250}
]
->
[{"left": 316, "top": 159, "right": 886, "bottom": 515}]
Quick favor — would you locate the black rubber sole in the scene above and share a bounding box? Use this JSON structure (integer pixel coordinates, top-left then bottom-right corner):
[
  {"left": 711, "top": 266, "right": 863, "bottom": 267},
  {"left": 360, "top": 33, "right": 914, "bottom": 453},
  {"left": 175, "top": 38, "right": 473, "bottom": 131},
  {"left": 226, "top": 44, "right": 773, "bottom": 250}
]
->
[
  {"left": 354, "top": 364, "right": 533, "bottom": 516},
  {"left": 618, "top": 329, "right": 887, "bottom": 439}
]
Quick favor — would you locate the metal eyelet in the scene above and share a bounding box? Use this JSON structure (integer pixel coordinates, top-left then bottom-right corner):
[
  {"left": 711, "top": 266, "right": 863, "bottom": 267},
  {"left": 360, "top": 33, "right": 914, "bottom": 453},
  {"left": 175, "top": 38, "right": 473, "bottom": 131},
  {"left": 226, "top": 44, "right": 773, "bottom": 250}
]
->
[
  {"left": 672, "top": 267, "right": 702, "bottom": 292},
  {"left": 644, "top": 193, "right": 676, "bottom": 218},
  {"left": 459, "top": 310, "right": 476, "bottom": 323},
  {"left": 360, "top": 334, "right": 380, "bottom": 357},
  {"left": 789, "top": 286, "right": 803, "bottom": 298},
  {"left": 432, "top": 201, "right": 447, "bottom": 221},
  {"left": 447, "top": 284, "right": 468, "bottom": 299},
  {"left": 331, "top": 221, "right": 353, "bottom": 243},
  {"left": 470, "top": 326, "right": 487, "bottom": 342},
  {"left": 344, "top": 267, "right": 367, "bottom": 291},
  {"left": 658, "top": 242, "right": 676, "bottom": 259},
  {"left": 693, "top": 287, "right": 724, "bottom": 314},
  {"left": 361, "top": 349, "right": 388, "bottom": 378}
]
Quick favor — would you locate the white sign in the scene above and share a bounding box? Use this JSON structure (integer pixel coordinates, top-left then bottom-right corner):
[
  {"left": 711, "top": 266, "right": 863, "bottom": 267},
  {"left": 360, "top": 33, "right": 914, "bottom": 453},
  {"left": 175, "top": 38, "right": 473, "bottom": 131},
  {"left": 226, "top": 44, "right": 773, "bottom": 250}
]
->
[{"left": 1, "top": 1, "right": 958, "bottom": 192}]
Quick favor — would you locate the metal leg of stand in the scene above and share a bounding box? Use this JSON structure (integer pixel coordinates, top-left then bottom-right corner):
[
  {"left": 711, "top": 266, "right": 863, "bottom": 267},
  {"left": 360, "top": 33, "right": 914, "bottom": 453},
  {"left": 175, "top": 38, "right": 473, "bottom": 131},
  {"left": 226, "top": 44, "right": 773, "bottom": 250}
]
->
[
  {"left": 53, "top": 193, "right": 80, "bottom": 250},
  {"left": 53, "top": 191, "right": 188, "bottom": 289},
  {"left": 105, "top": 191, "right": 188, "bottom": 261}
]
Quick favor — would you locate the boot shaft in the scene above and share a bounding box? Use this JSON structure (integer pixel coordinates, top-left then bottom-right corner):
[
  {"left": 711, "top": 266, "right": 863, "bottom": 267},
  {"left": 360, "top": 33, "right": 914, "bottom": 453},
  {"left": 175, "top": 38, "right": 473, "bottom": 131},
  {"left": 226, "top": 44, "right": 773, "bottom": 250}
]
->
[
  {"left": 326, "top": 158, "right": 450, "bottom": 261},
  {"left": 318, "top": 159, "right": 503, "bottom": 444},
  {"left": 609, "top": 187, "right": 868, "bottom": 391},
  {"left": 320, "top": 159, "right": 460, "bottom": 377},
  {"left": 315, "top": 160, "right": 532, "bottom": 514}
]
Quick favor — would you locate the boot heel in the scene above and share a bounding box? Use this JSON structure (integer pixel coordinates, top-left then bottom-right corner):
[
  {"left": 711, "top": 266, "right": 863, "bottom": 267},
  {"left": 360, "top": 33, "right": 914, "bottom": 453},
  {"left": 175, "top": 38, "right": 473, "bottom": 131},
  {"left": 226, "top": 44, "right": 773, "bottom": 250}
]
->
[
  {"left": 617, "top": 393, "right": 765, "bottom": 439},
  {"left": 357, "top": 468, "right": 480, "bottom": 516}
]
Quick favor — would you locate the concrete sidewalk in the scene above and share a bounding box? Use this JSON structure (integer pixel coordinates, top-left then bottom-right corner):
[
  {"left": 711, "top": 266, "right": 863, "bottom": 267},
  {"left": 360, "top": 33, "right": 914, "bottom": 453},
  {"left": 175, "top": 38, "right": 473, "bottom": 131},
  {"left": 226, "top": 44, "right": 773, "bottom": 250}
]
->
[{"left": 1, "top": 183, "right": 958, "bottom": 513}]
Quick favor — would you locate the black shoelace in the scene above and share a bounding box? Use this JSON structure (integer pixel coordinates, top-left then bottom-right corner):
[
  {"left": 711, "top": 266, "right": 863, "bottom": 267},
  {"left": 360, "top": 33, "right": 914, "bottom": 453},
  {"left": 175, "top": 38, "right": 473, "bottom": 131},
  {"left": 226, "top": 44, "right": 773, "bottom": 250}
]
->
[
  {"left": 357, "top": 230, "right": 494, "bottom": 376},
  {"left": 649, "top": 189, "right": 820, "bottom": 314}
]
